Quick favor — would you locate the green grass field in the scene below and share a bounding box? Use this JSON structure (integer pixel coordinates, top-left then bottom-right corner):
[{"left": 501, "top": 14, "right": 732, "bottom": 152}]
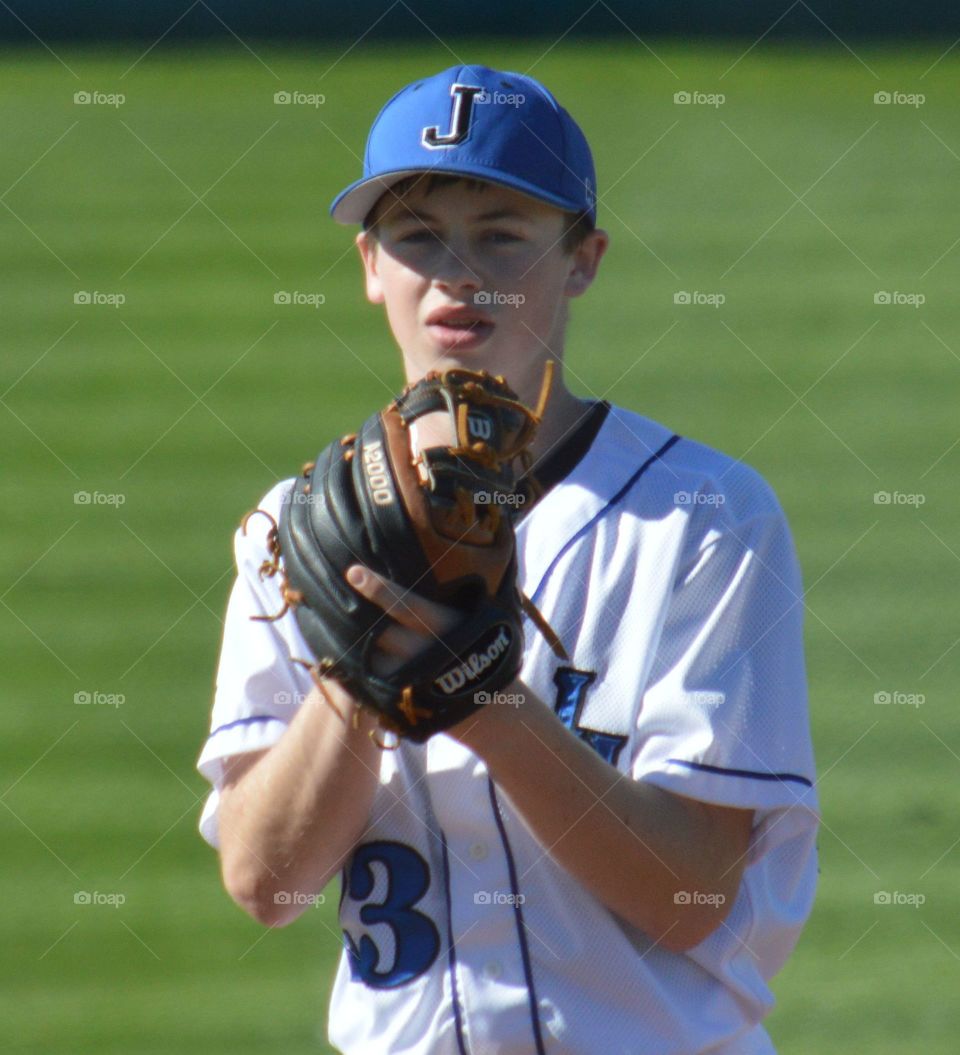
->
[{"left": 2, "top": 36, "right": 959, "bottom": 1054}]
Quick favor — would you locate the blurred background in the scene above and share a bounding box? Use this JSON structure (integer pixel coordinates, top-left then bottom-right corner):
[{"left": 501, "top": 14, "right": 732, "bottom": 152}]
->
[{"left": 1, "top": 3, "right": 958, "bottom": 1053}]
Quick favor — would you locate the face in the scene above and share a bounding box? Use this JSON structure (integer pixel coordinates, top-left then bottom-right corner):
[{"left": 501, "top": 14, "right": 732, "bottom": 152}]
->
[{"left": 355, "top": 180, "right": 607, "bottom": 393}]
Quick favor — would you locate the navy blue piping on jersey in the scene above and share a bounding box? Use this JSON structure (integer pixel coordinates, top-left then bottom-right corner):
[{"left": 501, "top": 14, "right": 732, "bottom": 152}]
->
[
  {"left": 207, "top": 714, "right": 286, "bottom": 739},
  {"left": 440, "top": 830, "right": 470, "bottom": 1055},
  {"left": 666, "top": 758, "right": 814, "bottom": 788},
  {"left": 530, "top": 433, "right": 682, "bottom": 605},
  {"left": 486, "top": 778, "right": 547, "bottom": 1055}
]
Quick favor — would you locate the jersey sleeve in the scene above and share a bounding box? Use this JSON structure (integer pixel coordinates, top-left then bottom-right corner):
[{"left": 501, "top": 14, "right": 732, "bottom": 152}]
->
[
  {"left": 195, "top": 480, "right": 314, "bottom": 849},
  {"left": 631, "top": 474, "right": 818, "bottom": 834}
]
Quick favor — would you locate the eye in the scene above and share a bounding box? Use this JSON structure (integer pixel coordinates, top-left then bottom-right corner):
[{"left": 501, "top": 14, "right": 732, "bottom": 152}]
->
[
  {"left": 397, "top": 228, "right": 439, "bottom": 244},
  {"left": 485, "top": 230, "right": 522, "bottom": 244}
]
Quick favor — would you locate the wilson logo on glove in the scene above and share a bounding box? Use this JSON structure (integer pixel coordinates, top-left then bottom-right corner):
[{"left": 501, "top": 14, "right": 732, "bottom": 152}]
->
[
  {"left": 433, "top": 625, "right": 513, "bottom": 695},
  {"left": 467, "top": 412, "right": 493, "bottom": 441},
  {"left": 362, "top": 440, "right": 394, "bottom": 506}
]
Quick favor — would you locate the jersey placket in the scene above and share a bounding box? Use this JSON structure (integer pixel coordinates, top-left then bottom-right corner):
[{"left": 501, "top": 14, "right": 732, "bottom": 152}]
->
[{"left": 427, "top": 736, "right": 547, "bottom": 1054}]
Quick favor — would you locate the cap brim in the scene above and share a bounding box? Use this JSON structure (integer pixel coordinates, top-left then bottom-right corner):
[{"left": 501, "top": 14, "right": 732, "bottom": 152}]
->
[
  {"left": 330, "top": 170, "right": 442, "bottom": 225},
  {"left": 329, "top": 164, "right": 590, "bottom": 225}
]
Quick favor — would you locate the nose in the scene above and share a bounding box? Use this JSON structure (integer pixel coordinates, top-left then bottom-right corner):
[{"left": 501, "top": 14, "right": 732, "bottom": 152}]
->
[{"left": 432, "top": 237, "right": 481, "bottom": 295}]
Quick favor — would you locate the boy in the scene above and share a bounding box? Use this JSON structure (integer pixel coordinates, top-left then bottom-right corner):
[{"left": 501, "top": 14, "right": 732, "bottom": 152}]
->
[{"left": 197, "top": 64, "right": 819, "bottom": 1054}]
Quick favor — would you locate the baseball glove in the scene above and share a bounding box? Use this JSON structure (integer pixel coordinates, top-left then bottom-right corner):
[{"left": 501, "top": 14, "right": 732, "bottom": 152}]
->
[{"left": 244, "top": 366, "right": 566, "bottom": 743}]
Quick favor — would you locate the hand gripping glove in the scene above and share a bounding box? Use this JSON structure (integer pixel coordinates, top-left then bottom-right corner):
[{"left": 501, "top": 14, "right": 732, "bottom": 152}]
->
[{"left": 244, "top": 366, "right": 566, "bottom": 743}]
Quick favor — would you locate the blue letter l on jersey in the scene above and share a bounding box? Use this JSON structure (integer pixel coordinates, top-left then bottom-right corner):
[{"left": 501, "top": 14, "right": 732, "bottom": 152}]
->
[{"left": 553, "top": 667, "right": 628, "bottom": 767}]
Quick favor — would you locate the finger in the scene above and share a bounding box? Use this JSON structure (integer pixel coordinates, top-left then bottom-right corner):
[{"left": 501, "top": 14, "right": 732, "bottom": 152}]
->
[
  {"left": 372, "top": 617, "right": 464, "bottom": 679},
  {"left": 377, "top": 621, "right": 436, "bottom": 657},
  {"left": 346, "top": 565, "right": 454, "bottom": 636}
]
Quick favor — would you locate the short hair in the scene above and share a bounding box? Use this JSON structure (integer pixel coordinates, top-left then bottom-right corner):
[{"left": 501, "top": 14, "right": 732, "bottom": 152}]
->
[{"left": 362, "top": 173, "right": 595, "bottom": 255}]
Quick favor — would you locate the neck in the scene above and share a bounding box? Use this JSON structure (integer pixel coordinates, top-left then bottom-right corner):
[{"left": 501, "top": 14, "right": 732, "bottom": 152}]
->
[
  {"left": 529, "top": 383, "right": 590, "bottom": 465},
  {"left": 519, "top": 360, "right": 591, "bottom": 465}
]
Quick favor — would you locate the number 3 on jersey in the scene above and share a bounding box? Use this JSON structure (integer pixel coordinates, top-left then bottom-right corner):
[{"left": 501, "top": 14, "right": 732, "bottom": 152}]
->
[{"left": 342, "top": 841, "right": 440, "bottom": 989}]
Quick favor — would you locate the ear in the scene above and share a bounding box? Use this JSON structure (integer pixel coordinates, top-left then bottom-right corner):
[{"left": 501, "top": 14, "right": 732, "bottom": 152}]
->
[
  {"left": 564, "top": 228, "right": 609, "bottom": 299},
  {"left": 356, "top": 230, "right": 385, "bottom": 305}
]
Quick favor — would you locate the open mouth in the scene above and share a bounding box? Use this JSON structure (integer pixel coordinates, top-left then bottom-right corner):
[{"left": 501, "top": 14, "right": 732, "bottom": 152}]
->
[{"left": 426, "top": 306, "right": 495, "bottom": 348}]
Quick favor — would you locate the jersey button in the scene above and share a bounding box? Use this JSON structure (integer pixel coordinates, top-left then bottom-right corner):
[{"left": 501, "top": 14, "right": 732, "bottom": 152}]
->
[
  {"left": 469, "top": 842, "right": 488, "bottom": 861},
  {"left": 484, "top": 960, "right": 503, "bottom": 980}
]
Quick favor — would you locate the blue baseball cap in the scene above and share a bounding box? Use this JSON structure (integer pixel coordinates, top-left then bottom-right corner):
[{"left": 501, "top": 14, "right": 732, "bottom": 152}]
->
[{"left": 329, "top": 64, "right": 597, "bottom": 226}]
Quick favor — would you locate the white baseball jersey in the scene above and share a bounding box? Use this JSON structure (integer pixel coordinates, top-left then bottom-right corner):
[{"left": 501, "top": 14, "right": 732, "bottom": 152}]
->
[{"left": 197, "top": 402, "right": 819, "bottom": 1055}]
